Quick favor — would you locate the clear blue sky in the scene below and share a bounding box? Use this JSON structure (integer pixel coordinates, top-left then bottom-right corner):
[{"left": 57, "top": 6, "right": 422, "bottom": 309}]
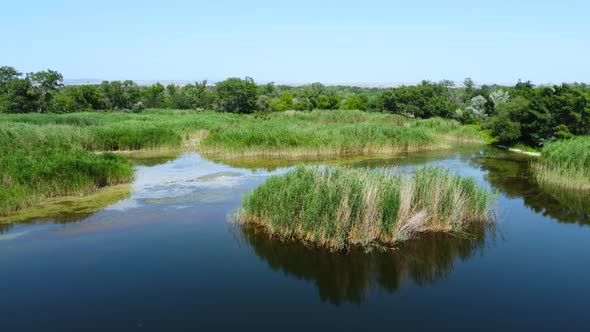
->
[{"left": 2, "top": 0, "right": 589, "bottom": 84}]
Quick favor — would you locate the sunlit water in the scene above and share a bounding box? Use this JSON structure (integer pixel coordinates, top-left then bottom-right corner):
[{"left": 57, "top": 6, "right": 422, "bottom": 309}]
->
[{"left": 1, "top": 147, "right": 589, "bottom": 331}]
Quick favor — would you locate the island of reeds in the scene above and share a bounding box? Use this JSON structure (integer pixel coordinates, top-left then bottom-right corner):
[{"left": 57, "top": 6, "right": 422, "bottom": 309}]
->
[
  {"left": 236, "top": 166, "right": 497, "bottom": 250},
  {"left": 533, "top": 136, "right": 590, "bottom": 190}
]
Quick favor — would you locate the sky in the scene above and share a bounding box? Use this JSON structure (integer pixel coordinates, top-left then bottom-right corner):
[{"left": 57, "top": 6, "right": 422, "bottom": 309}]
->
[{"left": 2, "top": 0, "right": 589, "bottom": 85}]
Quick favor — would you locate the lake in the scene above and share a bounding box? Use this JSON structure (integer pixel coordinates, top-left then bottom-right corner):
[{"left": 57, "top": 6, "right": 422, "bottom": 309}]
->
[{"left": 1, "top": 146, "right": 589, "bottom": 331}]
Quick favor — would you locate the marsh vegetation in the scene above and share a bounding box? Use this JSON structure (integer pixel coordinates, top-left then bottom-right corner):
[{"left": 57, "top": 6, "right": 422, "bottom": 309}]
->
[
  {"left": 533, "top": 137, "right": 590, "bottom": 190},
  {"left": 237, "top": 166, "right": 496, "bottom": 250},
  {"left": 1, "top": 65, "right": 589, "bottom": 231},
  {"left": 0, "top": 110, "right": 485, "bottom": 217}
]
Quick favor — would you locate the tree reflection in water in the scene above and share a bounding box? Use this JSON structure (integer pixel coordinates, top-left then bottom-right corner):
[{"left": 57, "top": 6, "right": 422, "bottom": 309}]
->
[{"left": 469, "top": 151, "right": 590, "bottom": 225}]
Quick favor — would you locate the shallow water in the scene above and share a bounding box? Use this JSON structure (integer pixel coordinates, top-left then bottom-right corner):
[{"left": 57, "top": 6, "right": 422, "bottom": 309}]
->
[{"left": 1, "top": 147, "right": 589, "bottom": 331}]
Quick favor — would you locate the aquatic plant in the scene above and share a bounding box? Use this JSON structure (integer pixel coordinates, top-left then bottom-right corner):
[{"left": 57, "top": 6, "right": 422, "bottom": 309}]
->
[
  {"left": 237, "top": 166, "right": 496, "bottom": 250},
  {"left": 0, "top": 124, "right": 134, "bottom": 216},
  {"left": 533, "top": 136, "right": 590, "bottom": 190},
  {"left": 0, "top": 110, "right": 486, "bottom": 216},
  {"left": 201, "top": 120, "right": 445, "bottom": 157}
]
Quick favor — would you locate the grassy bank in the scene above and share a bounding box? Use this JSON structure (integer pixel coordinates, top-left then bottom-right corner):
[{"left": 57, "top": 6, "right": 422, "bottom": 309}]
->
[
  {"left": 0, "top": 109, "right": 486, "bottom": 217},
  {"left": 237, "top": 166, "right": 496, "bottom": 250},
  {"left": 0, "top": 125, "right": 134, "bottom": 216},
  {"left": 533, "top": 136, "right": 590, "bottom": 190}
]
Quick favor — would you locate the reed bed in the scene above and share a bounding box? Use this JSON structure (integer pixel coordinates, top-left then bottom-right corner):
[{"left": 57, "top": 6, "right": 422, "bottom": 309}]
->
[
  {"left": 410, "top": 117, "right": 488, "bottom": 143},
  {"left": 201, "top": 122, "right": 447, "bottom": 157},
  {"left": 0, "top": 147, "right": 133, "bottom": 216},
  {"left": 533, "top": 137, "right": 590, "bottom": 190},
  {"left": 273, "top": 110, "right": 408, "bottom": 125},
  {"left": 201, "top": 114, "right": 484, "bottom": 157},
  {"left": 0, "top": 109, "right": 486, "bottom": 216},
  {"left": 237, "top": 166, "right": 496, "bottom": 250},
  {"left": 0, "top": 110, "right": 235, "bottom": 151},
  {"left": 0, "top": 110, "right": 483, "bottom": 154}
]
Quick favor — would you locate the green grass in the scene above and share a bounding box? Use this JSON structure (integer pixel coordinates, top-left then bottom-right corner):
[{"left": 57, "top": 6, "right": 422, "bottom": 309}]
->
[
  {"left": 201, "top": 110, "right": 486, "bottom": 157},
  {"left": 534, "top": 136, "right": 590, "bottom": 190},
  {"left": 0, "top": 109, "right": 484, "bottom": 154},
  {"left": 0, "top": 146, "right": 133, "bottom": 217},
  {"left": 237, "top": 166, "right": 496, "bottom": 250},
  {"left": 0, "top": 109, "right": 487, "bottom": 217},
  {"left": 202, "top": 119, "right": 442, "bottom": 156},
  {"left": 0, "top": 110, "right": 237, "bottom": 151},
  {"left": 409, "top": 117, "right": 489, "bottom": 143},
  {"left": 273, "top": 110, "right": 408, "bottom": 125}
]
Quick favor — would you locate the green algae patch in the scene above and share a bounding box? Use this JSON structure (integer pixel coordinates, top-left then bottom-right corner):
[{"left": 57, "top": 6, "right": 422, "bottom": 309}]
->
[{"left": 0, "top": 184, "right": 131, "bottom": 225}]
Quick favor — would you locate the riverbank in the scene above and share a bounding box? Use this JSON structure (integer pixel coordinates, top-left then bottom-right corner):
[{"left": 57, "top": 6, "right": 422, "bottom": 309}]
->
[{"left": 533, "top": 137, "right": 590, "bottom": 190}]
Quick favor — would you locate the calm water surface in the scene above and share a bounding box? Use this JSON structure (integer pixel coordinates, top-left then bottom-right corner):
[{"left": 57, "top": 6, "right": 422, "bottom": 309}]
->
[{"left": 1, "top": 147, "right": 589, "bottom": 331}]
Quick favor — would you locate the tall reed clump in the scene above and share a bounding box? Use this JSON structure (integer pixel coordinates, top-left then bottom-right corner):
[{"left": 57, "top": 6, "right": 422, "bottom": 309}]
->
[
  {"left": 533, "top": 136, "right": 590, "bottom": 190},
  {"left": 237, "top": 166, "right": 496, "bottom": 250}
]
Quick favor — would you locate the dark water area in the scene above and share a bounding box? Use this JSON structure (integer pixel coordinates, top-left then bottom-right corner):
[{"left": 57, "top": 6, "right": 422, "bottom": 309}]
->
[{"left": 1, "top": 147, "right": 589, "bottom": 331}]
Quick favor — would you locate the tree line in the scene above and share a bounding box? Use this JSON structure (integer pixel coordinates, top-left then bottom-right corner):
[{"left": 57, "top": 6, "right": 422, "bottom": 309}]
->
[{"left": 1, "top": 66, "right": 589, "bottom": 147}]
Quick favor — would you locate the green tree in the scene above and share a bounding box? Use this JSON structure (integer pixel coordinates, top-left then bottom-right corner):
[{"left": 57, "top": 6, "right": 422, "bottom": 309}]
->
[
  {"left": 380, "top": 89, "right": 398, "bottom": 112},
  {"left": 215, "top": 77, "right": 258, "bottom": 113},
  {"left": 27, "top": 69, "right": 63, "bottom": 112},
  {"left": 344, "top": 94, "right": 368, "bottom": 110},
  {"left": 486, "top": 97, "right": 529, "bottom": 144},
  {"left": 182, "top": 80, "right": 212, "bottom": 110},
  {"left": 523, "top": 84, "right": 589, "bottom": 145},
  {"left": 0, "top": 78, "right": 37, "bottom": 113},
  {"left": 99, "top": 80, "right": 141, "bottom": 110},
  {"left": 463, "top": 77, "right": 475, "bottom": 101},
  {"left": 51, "top": 85, "right": 104, "bottom": 113},
  {"left": 141, "top": 83, "right": 165, "bottom": 108},
  {"left": 0, "top": 66, "right": 21, "bottom": 87},
  {"left": 255, "top": 94, "right": 270, "bottom": 111}
]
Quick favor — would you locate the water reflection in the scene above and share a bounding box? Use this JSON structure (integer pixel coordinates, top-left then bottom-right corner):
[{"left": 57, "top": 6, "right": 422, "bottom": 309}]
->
[
  {"left": 205, "top": 146, "right": 486, "bottom": 171},
  {"left": 3, "top": 147, "right": 588, "bottom": 237},
  {"left": 0, "top": 184, "right": 131, "bottom": 234},
  {"left": 470, "top": 151, "right": 590, "bottom": 225},
  {"left": 240, "top": 224, "right": 490, "bottom": 305},
  {"left": 122, "top": 149, "right": 184, "bottom": 166}
]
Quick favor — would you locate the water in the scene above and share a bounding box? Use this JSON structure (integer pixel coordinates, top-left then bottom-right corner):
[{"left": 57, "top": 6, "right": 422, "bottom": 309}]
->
[{"left": 1, "top": 147, "right": 589, "bottom": 331}]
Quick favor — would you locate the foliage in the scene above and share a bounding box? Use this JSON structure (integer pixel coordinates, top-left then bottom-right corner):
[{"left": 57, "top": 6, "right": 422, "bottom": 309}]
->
[
  {"left": 215, "top": 77, "right": 258, "bottom": 113},
  {"left": 343, "top": 94, "right": 368, "bottom": 111},
  {"left": 380, "top": 81, "right": 455, "bottom": 118},
  {"left": 485, "top": 96, "right": 528, "bottom": 144},
  {"left": 489, "top": 89, "right": 510, "bottom": 112}
]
